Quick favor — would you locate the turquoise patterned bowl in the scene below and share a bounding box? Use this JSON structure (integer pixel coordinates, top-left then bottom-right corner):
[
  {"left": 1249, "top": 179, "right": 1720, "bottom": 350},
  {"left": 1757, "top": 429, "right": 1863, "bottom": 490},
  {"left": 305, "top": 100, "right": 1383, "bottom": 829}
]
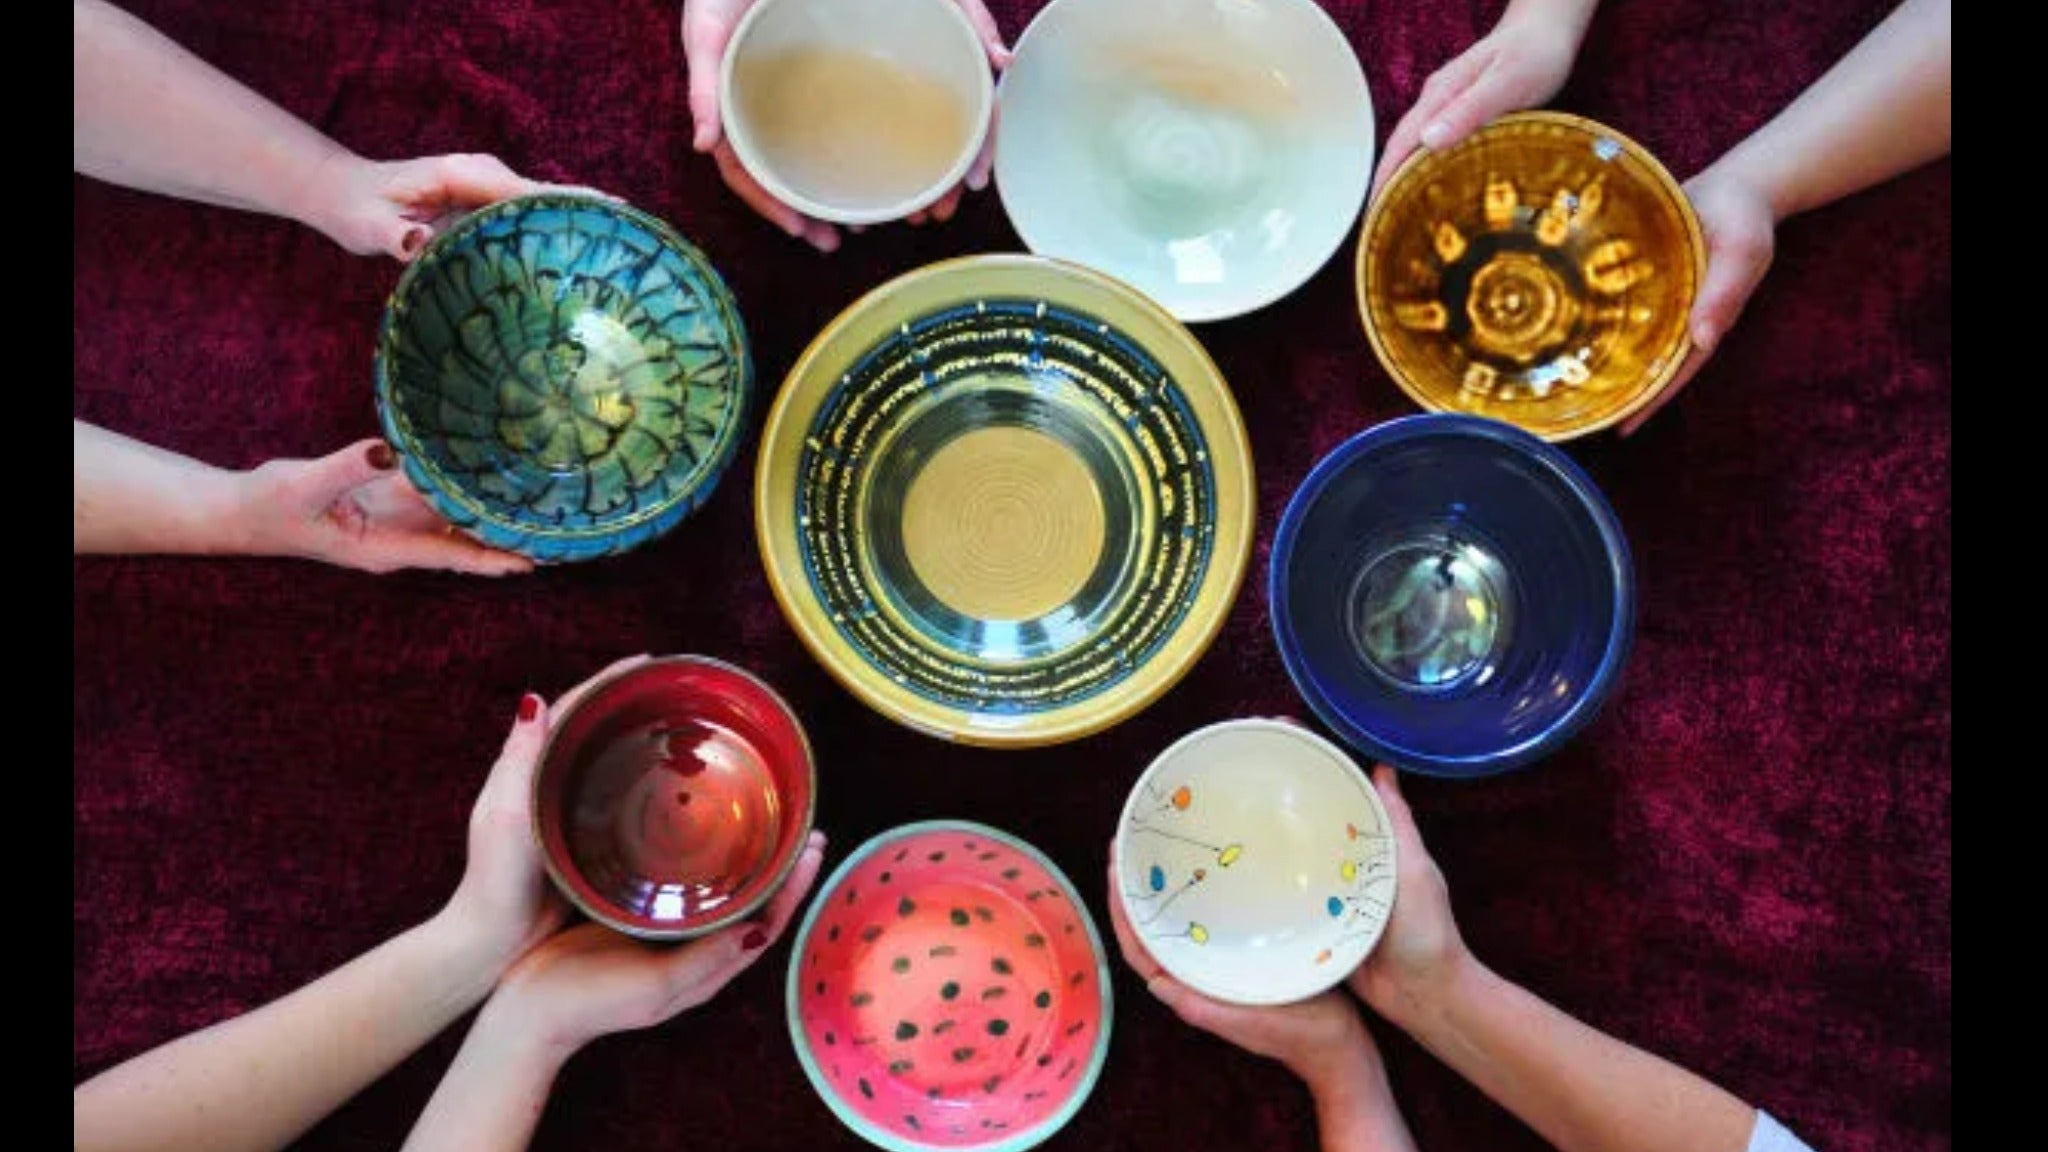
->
[{"left": 374, "top": 193, "right": 752, "bottom": 563}]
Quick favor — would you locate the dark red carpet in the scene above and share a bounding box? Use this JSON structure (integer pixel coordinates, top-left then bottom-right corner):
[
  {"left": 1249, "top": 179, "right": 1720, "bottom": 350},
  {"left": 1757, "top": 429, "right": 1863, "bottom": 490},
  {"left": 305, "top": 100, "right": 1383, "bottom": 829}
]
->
[{"left": 73, "top": 2, "right": 1950, "bottom": 1149}]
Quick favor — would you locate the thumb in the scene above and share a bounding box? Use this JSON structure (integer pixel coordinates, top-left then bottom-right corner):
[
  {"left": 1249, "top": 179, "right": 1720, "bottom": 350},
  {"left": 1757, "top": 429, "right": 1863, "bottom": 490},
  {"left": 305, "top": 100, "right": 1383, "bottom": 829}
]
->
[
  {"left": 428, "top": 152, "right": 539, "bottom": 209},
  {"left": 682, "top": 15, "right": 733, "bottom": 153},
  {"left": 479, "top": 691, "right": 552, "bottom": 804},
  {"left": 303, "top": 439, "right": 399, "bottom": 500},
  {"left": 1145, "top": 974, "right": 1215, "bottom": 1031},
  {"left": 1418, "top": 68, "right": 1516, "bottom": 152},
  {"left": 1687, "top": 243, "right": 1762, "bottom": 355},
  {"left": 1370, "top": 765, "right": 1422, "bottom": 851}
]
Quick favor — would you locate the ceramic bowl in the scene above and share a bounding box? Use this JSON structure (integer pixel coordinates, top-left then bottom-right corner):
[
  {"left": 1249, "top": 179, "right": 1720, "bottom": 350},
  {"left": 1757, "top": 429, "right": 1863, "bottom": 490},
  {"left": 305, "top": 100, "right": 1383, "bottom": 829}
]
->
[
  {"left": 994, "top": 0, "right": 1374, "bottom": 322},
  {"left": 1270, "top": 414, "right": 1635, "bottom": 777},
  {"left": 1357, "top": 111, "right": 1705, "bottom": 440},
  {"left": 1113, "top": 718, "right": 1396, "bottom": 1005},
  {"left": 531, "top": 655, "right": 816, "bottom": 940},
  {"left": 374, "top": 193, "right": 752, "bottom": 562},
  {"left": 720, "top": 0, "right": 995, "bottom": 225},
  {"left": 755, "top": 254, "right": 1255, "bottom": 748},
  {"left": 787, "top": 820, "right": 1112, "bottom": 1152}
]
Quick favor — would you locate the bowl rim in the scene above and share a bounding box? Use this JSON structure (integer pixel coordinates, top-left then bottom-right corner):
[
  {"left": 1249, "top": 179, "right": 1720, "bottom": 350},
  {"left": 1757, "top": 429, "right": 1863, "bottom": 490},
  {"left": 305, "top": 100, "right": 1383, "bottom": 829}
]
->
[
  {"left": 752, "top": 252, "right": 1256, "bottom": 748},
  {"left": 1352, "top": 110, "right": 1708, "bottom": 441},
  {"left": 1267, "top": 412, "right": 1637, "bottom": 777},
  {"left": 372, "top": 191, "right": 752, "bottom": 549},
  {"left": 528, "top": 653, "right": 819, "bottom": 941},
  {"left": 717, "top": 0, "right": 997, "bottom": 225},
  {"left": 1112, "top": 717, "right": 1398, "bottom": 1005},
  {"left": 783, "top": 818, "right": 1116, "bottom": 1152},
  {"left": 992, "top": 0, "right": 1377, "bottom": 324}
]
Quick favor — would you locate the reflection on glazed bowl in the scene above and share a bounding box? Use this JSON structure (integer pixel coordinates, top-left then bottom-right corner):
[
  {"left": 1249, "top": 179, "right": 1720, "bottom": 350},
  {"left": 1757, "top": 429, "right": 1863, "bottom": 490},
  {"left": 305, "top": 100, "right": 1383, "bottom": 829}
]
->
[
  {"left": 995, "top": 0, "right": 1375, "bottom": 322},
  {"left": 755, "top": 255, "right": 1254, "bottom": 748},
  {"left": 1114, "top": 719, "right": 1397, "bottom": 1006},
  {"left": 1357, "top": 112, "right": 1705, "bottom": 440},
  {"left": 374, "top": 194, "right": 751, "bottom": 562},
  {"left": 1270, "top": 414, "right": 1635, "bottom": 777},
  {"left": 531, "top": 656, "right": 817, "bottom": 940},
  {"left": 787, "top": 821, "right": 1113, "bottom": 1151}
]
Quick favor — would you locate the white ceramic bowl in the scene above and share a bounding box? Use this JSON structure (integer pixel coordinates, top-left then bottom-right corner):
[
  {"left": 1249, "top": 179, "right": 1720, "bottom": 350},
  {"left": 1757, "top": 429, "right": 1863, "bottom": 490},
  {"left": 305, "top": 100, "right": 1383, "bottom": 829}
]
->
[
  {"left": 719, "top": 0, "right": 995, "bottom": 225},
  {"left": 994, "top": 0, "right": 1375, "bottom": 323},
  {"left": 1113, "top": 718, "right": 1397, "bottom": 1005}
]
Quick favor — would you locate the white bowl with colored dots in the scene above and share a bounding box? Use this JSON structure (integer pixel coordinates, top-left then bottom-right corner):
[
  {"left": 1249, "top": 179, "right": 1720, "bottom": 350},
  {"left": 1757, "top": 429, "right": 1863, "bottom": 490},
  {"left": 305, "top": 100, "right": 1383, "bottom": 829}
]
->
[{"left": 1113, "top": 718, "right": 1397, "bottom": 1005}]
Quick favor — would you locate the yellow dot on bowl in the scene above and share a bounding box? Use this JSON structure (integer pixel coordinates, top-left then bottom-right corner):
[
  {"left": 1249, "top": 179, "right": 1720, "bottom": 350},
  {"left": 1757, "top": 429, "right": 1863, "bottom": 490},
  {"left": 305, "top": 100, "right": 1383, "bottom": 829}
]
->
[
  {"left": 1341, "top": 860, "right": 1358, "bottom": 882},
  {"left": 1188, "top": 923, "right": 1209, "bottom": 945},
  {"left": 1217, "top": 845, "right": 1243, "bottom": 867}
]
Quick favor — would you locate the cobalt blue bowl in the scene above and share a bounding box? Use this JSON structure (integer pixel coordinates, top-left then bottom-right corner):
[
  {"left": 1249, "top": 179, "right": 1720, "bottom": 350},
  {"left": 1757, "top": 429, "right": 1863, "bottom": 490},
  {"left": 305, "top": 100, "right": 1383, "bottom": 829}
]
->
[
  {"left": 374, "top": 193, "right": 752, "bottom": 563},
  {"left": 1269, "top": 413, "right": 1634, "bottom": 777}
]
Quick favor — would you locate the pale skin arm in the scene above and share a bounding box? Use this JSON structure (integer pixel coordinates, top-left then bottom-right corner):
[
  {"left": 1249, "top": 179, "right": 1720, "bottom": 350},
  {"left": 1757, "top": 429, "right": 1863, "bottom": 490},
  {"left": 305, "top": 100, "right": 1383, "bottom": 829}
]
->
[
  {"left": 1106, "top": 856, "right": 1418, "bottom": 1152},
  {"left": 1618, "top": 0, "right": 1950, "bottom": 434},
  {"left": 1350, "top": 766, "right": 1761, "bottom": 1152},
  {"left": 402, "top": 832, "right": 829, "bottom": 1152},
  {"left": 67, "top": 660, "right": 666, "bottom": 1152},
  {"left": 73, "top": 420, "right": 532, "bottom": 574},
  {"left": 74, "top": 0, "right": 560, "bottom": 260}
]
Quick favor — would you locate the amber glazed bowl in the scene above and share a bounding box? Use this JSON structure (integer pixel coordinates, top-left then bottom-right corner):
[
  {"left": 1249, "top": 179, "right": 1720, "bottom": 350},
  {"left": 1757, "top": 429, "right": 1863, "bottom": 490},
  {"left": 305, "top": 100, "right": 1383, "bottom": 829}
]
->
[
  {"left": 531, "top": 656, "right": 817, "bottom": 940},
  {"left": 1356, "top": 112, "right": 1704, "bottom": 441}
]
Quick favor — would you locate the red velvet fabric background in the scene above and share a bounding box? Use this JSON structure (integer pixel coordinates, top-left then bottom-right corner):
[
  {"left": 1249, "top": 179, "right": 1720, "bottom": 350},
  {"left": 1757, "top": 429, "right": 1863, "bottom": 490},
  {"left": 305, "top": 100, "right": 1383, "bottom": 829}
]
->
[{"left": 72, "top": 1, "right": 1951, "bottom": 1149}]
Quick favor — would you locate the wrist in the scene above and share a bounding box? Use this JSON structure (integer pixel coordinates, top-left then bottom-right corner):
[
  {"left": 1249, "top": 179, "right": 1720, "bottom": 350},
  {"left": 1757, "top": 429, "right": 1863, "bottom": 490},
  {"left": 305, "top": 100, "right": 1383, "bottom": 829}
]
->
[
  {"left": 289, "top": 145, "right": 370, "bottom": 247},
  {"left": 1500, "top": 0, "right": 1598, "bottom": 47},
  {"left": 1695, "top": 147, "right": 1797, "bottom": 225},
  {"left": 472, "top": 977, "right": 584, "bottom": 1073},
  {"left": 1356, "top": 945, "right": 1482, "bottom": 1034},
  {"left": 422, "top": 901, "right": 534, "bottom": 997},
  {"left": 1305, "top": 1041, "right": 1409, "bottom": 1152}
]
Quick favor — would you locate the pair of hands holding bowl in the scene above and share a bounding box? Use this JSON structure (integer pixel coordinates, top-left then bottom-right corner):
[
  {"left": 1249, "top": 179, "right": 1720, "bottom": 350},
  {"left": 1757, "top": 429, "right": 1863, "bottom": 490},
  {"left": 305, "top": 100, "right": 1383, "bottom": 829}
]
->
[
  {"left": 1373, "top": 3, "right": 1780, "bottom": 439},
  {"left": 1106, "top": 761, "right": 1455, "bottom": 1151},
  {"left": 680, "top": 0, "right": 1011, "bottom": 253},
  {"left": 436, "top": 655, "right": 827, "bottom": 1062}
]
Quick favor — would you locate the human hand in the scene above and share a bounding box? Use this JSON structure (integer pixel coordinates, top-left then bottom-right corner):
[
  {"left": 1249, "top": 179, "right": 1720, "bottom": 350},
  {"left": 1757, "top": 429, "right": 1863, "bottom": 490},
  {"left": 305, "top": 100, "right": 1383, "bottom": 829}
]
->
[
  {"left": 680, "top": 0, "right": 1011, "bottom": 252},
  {"left": 439, "top": 655, "right": 656, "bottom": 974},
  {"left": 1616, "top": 167, "right": 1779, "bottom": 436},
  {"left": 234, "top": 439, "right": 533, "bottom": 576},
  {"left": 1371, "top": 9, "right": 1588, "bottom": 197},
  {"left": 492, "top": 829, "right": 828, "bottom": 1054},
  {"left": 301, "top": 151, "right": 605, "bottom": 263},
  {"left": 1106, "top": 855, "right": 1376, "bottom": 1096},
  {"left": 1344, "top": 766, "right": 1474, "bottom": 1026}
]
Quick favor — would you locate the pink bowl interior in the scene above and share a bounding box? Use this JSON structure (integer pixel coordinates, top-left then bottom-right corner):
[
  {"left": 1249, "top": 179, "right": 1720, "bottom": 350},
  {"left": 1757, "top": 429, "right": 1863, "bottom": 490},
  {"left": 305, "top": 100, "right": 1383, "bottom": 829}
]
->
[
  {"left": 791, "top": 824, "right": 1109, "bottom": 1147},
  {"left": 533, "top": 657, "right": 815, "bottom": 937}
]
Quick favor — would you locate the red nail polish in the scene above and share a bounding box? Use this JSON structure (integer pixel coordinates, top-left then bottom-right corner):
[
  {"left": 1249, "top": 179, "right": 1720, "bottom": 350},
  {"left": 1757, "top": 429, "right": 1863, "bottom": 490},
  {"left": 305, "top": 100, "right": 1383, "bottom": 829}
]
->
[
  {"left": 518, "top": 693, "right": 542, "bottom": 722},
  {"left": 367, "top": 442, "right": 396, "bottom": 470},
  {"left": 741, "top": 928, "right": 769, "bottom": 951}
]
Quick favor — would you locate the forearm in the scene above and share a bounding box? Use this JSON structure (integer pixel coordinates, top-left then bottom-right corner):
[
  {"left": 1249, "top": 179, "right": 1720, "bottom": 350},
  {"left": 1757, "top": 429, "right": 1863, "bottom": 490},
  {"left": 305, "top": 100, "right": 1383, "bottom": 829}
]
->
[
  {"left": 73, "top": 420, "right": 254, "bottom": 555},
  {"left": 1702, "top": 0, "right": 1948, "bottom": 221},
  {"left": 1309, "top": 1053, "right": 1420, "bottom": 1152},
  {"left": 402, "top": 992, "right": 576, "bottom": 1152},
  {"left": 1375, "top": 956, "right": 1753, "bottom": 1152},
  {"left": 72, "top": 0, "right": 350, "bottom": 229},
  {"left": 74, "top": 910, "right": 515, "bottom": 1152}
]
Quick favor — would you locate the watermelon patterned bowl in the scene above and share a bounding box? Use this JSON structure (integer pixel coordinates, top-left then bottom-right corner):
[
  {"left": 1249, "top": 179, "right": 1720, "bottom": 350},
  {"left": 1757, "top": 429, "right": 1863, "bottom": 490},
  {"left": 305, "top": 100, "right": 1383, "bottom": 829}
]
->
[{"left": 786, "top": 820, "right": 1113, "bottom": 1151}]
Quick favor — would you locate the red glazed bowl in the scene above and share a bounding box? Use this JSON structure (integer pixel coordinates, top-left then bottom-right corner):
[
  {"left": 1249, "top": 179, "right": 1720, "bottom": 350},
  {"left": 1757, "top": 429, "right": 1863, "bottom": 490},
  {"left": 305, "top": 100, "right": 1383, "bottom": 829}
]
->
[
  {"left": 532, "top": 655, "right": 817, "bottom": 940},
  {"left": 786, "top": 821, "right": 1113, "bottom": 1151}
]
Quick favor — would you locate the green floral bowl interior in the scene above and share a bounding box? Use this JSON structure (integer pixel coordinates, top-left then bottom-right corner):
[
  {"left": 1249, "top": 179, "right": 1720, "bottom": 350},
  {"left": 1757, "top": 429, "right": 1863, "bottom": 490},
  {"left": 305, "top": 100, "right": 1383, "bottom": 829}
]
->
[{"left": 374, "top": 193, "right": 752, "bottom": 562}]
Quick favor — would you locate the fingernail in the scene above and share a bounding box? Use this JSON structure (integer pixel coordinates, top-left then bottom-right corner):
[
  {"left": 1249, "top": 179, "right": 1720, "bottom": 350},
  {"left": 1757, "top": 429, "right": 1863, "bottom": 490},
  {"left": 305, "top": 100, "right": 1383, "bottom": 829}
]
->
[
  {"left": 399, "top": 224, "right": 431, "bottom": 259},
  {"left": 741, "top": 927, "right": 769, "bottom": 951},
  {"left": 1420, "top": 122, "right": 1452, "bottom": 150},
  {"left": 367, "top": 442, "right": 396, "bottom": 470},
  {"left": 1693, "top": 322, "right": 1719, "bottom": 351},
  {"left": 518, "top": 693, "right": 542, "bottom": 722}
]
